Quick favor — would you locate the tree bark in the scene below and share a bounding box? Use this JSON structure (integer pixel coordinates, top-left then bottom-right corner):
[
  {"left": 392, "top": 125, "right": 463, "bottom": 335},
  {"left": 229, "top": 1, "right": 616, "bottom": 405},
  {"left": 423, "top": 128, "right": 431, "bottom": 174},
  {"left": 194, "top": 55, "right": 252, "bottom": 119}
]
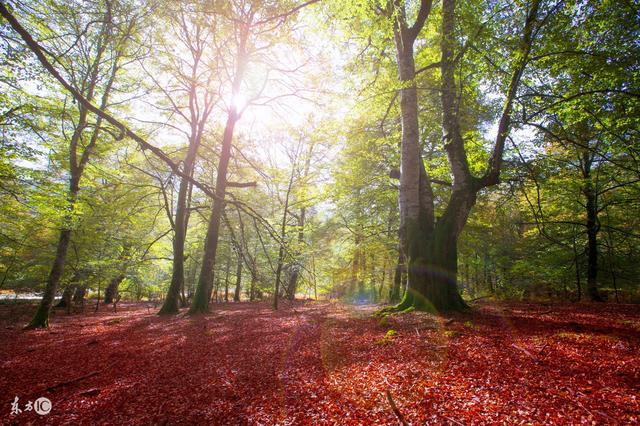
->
[
  {"left": 582, "top": 151, "right": 603, "bottom": 301},
  {"left": 387, "top": 0, "right": 539, "bottom": 313},
  {"left": 73, "top": 285, "right": 86, "bottom": 303},
  {"left": 392, "top": 0, "right": 464, "bottom": 312},
  {"left": 285, "top": 206, "right": 306, "bottom": 301},
  {"left": 104, "top": 274, "right": 125, "bottom": 304},
  {"left": 55, "top": 268, "right": 86, "bottom": 309},
  {"left": 389, "top": 251, "right": 405, "bottom": 303},
  {"left": 286, "top": 268, "right": 299, "bottom": 301},
  {"left": 250, "top": 269, "right": 257, "bottom": 302},
  {"left": 26, "top": 229, "right": 72, "bottom": 328},
  {"left": 224, "top": 258, "right": 231, "bottom": 302},
  {"left": 233, "top": 253, "right": 242, "bottom": 302},
  {"left": 188, "top": 18, "right": 249, "bottom": 314},
  {"left": 56, "top": 285, "right": 74, "bottom": 309},
  {"left": 159, "top": 15, "right": 213, "bottom": 314},
  {"left": 189, "top": 113, "right": 235, "bottom": 313}
]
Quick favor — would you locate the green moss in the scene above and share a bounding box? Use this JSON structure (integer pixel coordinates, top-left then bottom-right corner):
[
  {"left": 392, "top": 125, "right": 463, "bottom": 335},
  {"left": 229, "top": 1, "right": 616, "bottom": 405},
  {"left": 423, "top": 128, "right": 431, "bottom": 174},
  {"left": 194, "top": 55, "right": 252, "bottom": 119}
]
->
[
  {"left": 400, "top": 306, "right": 415, "bottom": 314},
  {"left": 464, "top": 320, "right": 478, "bottom": 330},
  {"left": 376, "top": 329, "right": 398, "bottom": 345}
]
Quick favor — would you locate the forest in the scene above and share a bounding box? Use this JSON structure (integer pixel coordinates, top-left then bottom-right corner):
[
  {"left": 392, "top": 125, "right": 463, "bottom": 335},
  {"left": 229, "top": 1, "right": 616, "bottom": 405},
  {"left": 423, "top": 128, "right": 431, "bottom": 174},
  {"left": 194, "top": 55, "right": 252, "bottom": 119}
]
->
[{"left": 0, "top": 0, "right": 639, "bottom": 424}]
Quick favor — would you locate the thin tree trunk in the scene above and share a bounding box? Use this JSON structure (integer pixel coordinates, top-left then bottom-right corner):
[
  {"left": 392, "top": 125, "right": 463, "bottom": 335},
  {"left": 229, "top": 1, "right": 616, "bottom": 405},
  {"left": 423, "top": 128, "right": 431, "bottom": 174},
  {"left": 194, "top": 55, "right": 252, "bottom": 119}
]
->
[
  {"left": 73, "top": 285, "right": 86, "bottom": 303},
  {"left": 250, "top": 270, "right": 256, "bottom": 302},
  {"left": 274, "top": 154, "right": 297, "bottom": 310},
  {"left": 190, "top": 112, "right": 239, "bottom": 313},
  {"left": 379, "top": 257, "right": 387, "bottom": 301},
  {"left": 56, "top": 285, "right": 74, "bottom": 309},
  {"left": 212, "top": 277, "right": 219, "bottom": 303},
  {"left": 584, "top": 163, "right": 603, "bottom": 301},
  {"left": 26, "top": 226, "right": 73, "bottom": 328},
  {"left": 389, "top": 251, "right": 404, "bottom": 303},
  {"left": 158, "top": 14, "right": 215, "bottom": 314},
  {"left": 311, "top": 252, "right": 318, "bottom": 300},
  {"left": 160, "top": 129, "right": 206, "bottom": 313},
  {"left": 189, "top": 23, "right": 249, "bottom": 315},
  {"left": 224, "top": 258, "right": 231, "bottom": 302},
  {"left": 285, "top": 140, "right": 314, "bottom": 300},
  {"left": 233, "top": 253, "right": 242, "bottom": 302},
  {"left": 604, "top": 206, "right": 620, "bottom": 303}
]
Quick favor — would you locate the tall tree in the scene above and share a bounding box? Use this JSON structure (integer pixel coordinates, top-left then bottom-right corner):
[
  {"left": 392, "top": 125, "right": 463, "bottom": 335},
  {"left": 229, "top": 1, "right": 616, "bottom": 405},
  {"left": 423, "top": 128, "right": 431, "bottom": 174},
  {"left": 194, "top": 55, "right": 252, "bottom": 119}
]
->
[
  {"left": 155, "top": 2, "right": 217, "bottom": 314},
  {"left": 16, "top": 0, "right": 139, "bottom": 328},
  {"left": 189, "top": 0, "right": 317, "bottom": 314},
  {"left": 383, "top": 0, "right": 541, "bottom": 312}
]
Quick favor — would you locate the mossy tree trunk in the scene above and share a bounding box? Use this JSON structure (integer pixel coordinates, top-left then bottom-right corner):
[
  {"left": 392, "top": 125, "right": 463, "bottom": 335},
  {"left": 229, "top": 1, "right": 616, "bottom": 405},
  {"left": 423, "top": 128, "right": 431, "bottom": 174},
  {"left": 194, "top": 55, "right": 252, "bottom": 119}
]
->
[{"left": 386, "top": 0, "right": 539, "bottom": 313}]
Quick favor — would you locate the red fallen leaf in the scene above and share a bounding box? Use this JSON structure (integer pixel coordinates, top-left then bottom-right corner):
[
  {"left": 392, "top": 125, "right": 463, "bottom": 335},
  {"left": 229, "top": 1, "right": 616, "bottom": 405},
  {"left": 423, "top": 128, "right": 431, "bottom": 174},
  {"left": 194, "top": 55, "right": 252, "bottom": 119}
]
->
[{"left": 0, "top": 301, "right": 638, "bottom": 424}]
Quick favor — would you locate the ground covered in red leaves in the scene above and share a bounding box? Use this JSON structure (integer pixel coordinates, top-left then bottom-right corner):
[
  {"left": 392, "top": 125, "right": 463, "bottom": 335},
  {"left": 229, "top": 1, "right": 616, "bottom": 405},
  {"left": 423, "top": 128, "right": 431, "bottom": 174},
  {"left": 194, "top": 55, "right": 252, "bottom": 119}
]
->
[{"left": 0, "top": 300, "right": 639, "bottom": 424}]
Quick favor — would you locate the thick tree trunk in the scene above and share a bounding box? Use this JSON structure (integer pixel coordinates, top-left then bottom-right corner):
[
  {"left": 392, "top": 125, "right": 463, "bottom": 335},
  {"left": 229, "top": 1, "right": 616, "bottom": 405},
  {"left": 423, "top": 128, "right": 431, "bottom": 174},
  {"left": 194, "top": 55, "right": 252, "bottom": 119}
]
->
[
  {"left": 389, "top": 0, "right": 538, "bottom": 313},
  {"left": 158, "top": 14, "right": 214, "bottom": 314},
  {"left": 393, "top": 5, "right": 466, "bottom": 313},
  {"left": 23, "top": 8, "right": 129, "bottom": 327},
  {"left": 286, "top": 268, "right": 299, "bottom": 301},
  {"left": 56, "top": 268, "right": 86, "bottom": 308},
  {"left": 160, "top": 223, "right": 186, "bottom": 313},
  {"left": 397, "top": 221, "right": 467, "bottom": 312},
  {"left": 26, "top": 98, "right": 86, "bottom": 328},
  {"left": 104, "top": 274, "right": 125, "bottom": 304},
  {"left": 26, "top": 228, "right": 73, "bottom": 328}
]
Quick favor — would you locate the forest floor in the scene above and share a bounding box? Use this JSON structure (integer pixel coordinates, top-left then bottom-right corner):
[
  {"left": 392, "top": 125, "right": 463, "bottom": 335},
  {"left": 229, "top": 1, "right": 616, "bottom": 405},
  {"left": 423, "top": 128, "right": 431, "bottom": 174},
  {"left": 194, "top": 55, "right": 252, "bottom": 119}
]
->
[{"left": 0, "top": 300, "right": 639, "bottom": 425}]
